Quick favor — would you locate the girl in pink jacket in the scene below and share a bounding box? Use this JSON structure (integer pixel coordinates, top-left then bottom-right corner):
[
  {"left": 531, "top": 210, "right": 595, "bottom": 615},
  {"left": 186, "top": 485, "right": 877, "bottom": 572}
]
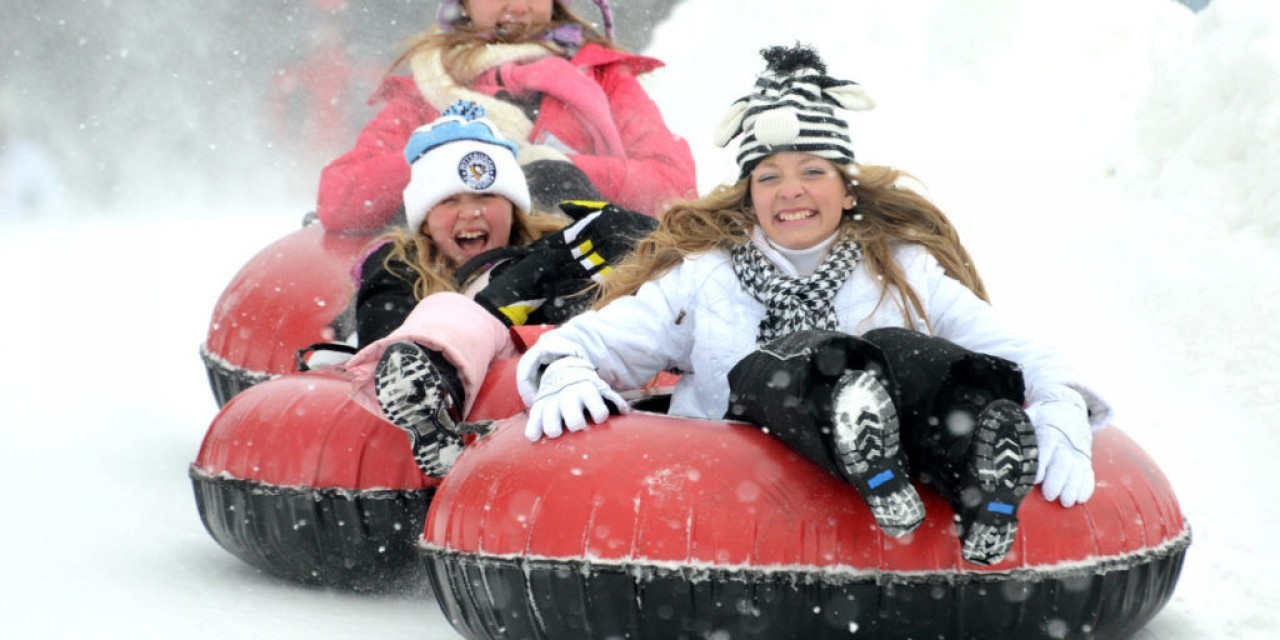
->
[{"left": 317, "top": 0, "right": 695, "bottom": 234}]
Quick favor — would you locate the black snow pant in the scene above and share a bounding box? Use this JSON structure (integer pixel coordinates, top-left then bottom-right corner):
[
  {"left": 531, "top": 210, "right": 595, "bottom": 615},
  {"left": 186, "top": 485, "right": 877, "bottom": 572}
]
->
[{"left": 724, "top": 328, "right": 1025, "bottom": 507}]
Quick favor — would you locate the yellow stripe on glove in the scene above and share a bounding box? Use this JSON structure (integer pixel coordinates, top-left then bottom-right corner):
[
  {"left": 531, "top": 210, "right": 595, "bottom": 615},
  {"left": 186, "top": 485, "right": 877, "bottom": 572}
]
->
[{"left": 497, "top": 302, "right": 540, "bottom": 326}]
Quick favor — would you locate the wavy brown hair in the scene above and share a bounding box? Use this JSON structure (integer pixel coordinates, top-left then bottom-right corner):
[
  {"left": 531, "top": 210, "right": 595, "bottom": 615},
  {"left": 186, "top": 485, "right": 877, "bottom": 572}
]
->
[
  {"left": 596, "top": 163, "right": 988, "bottom": 332},
  {"left": 380, "top": 208, "right": 567, "bottom": 300},
  {"left": 388, "top": 3, "right": 615, "bottom": 78}
]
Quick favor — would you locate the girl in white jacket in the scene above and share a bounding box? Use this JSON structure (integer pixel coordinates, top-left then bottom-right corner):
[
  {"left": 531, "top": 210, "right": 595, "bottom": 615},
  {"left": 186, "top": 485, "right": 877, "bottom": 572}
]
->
[{"left": 516, "top": 44, "right": 1109, "bottom": 565}]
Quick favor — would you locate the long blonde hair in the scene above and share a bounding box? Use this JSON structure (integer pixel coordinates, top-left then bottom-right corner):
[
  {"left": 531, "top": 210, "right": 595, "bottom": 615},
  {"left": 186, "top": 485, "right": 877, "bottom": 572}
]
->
[
  {"left": 388, "top": 4, "right": 614, "bottom": 78},
  {"left": 379, "top": 208, "right": 566, "bottom": 300},
  {"left": 596, "top": 163, "right": 988, "bottom": 331}
]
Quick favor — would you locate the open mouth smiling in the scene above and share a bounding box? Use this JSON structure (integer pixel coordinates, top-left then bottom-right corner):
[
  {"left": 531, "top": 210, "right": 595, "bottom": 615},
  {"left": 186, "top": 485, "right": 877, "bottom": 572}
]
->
[
  {"left": 456, "top": 230, "right": 490, "bottom": 252},
  {"left": 776, "top": 209, "right": 817, "bottom": 222}
]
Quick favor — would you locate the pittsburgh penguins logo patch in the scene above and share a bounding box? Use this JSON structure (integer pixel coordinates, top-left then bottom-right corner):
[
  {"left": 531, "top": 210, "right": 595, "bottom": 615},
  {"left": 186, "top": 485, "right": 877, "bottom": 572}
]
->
[{"left": 458, "top": 151, "right": 498, "bottom": 190}]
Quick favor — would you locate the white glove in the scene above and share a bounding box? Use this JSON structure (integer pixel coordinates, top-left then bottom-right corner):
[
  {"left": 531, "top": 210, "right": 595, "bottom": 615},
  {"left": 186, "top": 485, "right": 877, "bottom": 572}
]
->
[
  {"left": 1025, "top": 388, "right": 1095, "bottom": 507},
  {"left": 525, "top": 356, "right": 628, "bottom": 442},
  {"left": 517, "top": 332, "right": 589, "bottom": 406}
]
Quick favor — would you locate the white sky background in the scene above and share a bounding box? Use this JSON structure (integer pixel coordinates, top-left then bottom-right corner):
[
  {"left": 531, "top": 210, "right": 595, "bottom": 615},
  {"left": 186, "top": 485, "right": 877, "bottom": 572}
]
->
[{"left": 1, "top": 0, "right": 1277, "bottom": 638}]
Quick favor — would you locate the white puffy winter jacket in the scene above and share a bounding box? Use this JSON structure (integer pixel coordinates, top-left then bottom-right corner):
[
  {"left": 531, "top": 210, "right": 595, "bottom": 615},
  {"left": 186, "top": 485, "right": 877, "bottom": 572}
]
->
[{"left": 520, "top": 232, "right": 1111, "bottom": 428}]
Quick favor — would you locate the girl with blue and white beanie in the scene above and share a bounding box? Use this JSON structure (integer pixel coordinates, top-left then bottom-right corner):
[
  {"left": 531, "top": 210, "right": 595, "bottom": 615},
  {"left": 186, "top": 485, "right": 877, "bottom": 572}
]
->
[{"left": 343, "top": 99, "right": 655, "bottom": 478}]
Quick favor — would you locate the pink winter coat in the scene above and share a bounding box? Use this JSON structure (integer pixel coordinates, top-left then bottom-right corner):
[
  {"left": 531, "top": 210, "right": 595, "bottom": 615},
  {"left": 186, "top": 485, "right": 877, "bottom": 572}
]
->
[{"left": 317, "top": 42, "right": 696, "bottom": 234}]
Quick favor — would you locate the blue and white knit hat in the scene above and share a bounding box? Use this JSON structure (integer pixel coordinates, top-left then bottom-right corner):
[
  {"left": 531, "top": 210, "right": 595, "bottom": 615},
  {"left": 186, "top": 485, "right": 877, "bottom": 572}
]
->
[
  {"left": 714, "top": 44, "right": 875, "bottom": 178},
  {"left": 436, "top": 0, "right": 615, "bottom": 39},
  {"left": 402, "top": 100, "right": 532, "bottom": 231}
]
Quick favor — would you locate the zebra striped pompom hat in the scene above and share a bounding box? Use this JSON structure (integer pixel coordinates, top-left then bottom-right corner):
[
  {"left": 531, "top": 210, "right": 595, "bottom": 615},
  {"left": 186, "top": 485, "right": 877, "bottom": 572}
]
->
[{"left": 714, "top": 44, "right": 875, "bottom": 179}]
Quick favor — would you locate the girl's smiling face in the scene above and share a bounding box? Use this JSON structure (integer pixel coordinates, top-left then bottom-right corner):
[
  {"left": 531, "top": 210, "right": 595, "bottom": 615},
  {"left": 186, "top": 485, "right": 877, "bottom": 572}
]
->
[
  {"left": 463, "top": 0, "right": 555, "bottom": 32},
  {"left": 423, "top": 191, "right": 515, "bottom": 266},
  {"left": 749, "top": 152, "right": 855, "bottom": 250}
]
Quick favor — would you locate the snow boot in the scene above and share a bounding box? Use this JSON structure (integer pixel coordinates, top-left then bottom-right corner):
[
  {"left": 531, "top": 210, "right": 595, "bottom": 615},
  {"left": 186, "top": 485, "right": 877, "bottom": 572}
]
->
[
  {"left": 958, "top": 399, "right": 1038, "bottom": 565},
  {"left": 374, "top": 341, "right": 467, "bottom": 477},
  {"left": 831, "top": 369, "right": 926, "bottom": 538}
]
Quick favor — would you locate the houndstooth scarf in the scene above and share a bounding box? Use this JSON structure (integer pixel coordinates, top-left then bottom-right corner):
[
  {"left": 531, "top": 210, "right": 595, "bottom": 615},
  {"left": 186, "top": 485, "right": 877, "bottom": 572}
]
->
[{"left": 731, "top": 233, "right": 863, "bottom": 345}]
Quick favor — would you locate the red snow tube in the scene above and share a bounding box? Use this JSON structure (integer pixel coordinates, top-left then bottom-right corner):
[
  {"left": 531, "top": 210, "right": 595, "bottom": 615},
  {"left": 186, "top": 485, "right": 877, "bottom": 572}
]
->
[
  {"left": 190, "top": 220, "right": 532, "bottom": 590},
  {"left": 189, "top": 356, "right": 529, "bottom": 590},
  {"left": 200, "top": 220, "right": 370, "bottom": 406},
  {"left": 190, "top": 370, "right": 435, "bottom": 591},
  {"left": 422, "top": 365, "right": 1190, "bottom": 639}
]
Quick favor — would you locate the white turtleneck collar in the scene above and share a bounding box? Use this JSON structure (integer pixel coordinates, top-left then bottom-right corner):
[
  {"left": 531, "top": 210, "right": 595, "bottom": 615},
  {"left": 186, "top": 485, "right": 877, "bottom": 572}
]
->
[{"left": 751, "top": 228, "right": 841, "bottom": 277}]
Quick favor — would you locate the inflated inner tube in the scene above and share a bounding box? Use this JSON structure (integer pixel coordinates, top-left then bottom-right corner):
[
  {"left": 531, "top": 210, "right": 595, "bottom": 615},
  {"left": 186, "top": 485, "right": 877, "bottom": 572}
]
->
[
  {"left": 422, "top": 403, "right": 1189, "bottom": 640},
  {"left": 191, "top": 370, "right": 436, "bottom": 592},
  {"left": 201, "top": 222, "right": 368, "bottom": 406},
  {"left": 190, "top": 353, "right": 542, "bottom": 591}
]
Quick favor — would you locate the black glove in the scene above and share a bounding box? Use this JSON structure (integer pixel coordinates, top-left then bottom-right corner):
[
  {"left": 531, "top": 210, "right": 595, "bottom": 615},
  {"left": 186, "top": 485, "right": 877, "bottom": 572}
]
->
[
  {"left": 471, "top": 201, "right": 657, "bottom": 326},
  {"left": 523, "top": 159, "right": 603, "bottom": 213},
  {"left": 552, "top": 200, "right": 658, "bottom": 284},
  {"left": 471, "top": 243, "right": 573, "bottom": 326}
]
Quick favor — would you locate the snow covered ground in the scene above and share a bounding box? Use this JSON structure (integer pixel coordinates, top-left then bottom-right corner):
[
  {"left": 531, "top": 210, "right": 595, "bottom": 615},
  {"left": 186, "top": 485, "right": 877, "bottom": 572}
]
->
[{"left": 2, "top": 0, "right": 1277, "bottom": 638}]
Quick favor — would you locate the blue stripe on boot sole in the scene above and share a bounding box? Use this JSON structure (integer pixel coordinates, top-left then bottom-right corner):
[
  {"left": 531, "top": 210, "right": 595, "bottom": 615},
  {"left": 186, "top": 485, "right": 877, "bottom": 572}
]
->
[
  {"left": 987, "top": 501, "right": 1014, "bottom": 515},
  {"left": 868, "top": 469, "right": 894, "bottom": 489}
]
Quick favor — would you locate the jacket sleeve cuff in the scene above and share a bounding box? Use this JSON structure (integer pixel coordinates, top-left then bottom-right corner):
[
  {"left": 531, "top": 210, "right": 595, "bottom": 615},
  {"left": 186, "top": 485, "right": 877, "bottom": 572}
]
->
[{"left": 1027, "top": 382, "right": 1113, "bottom": 431}]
